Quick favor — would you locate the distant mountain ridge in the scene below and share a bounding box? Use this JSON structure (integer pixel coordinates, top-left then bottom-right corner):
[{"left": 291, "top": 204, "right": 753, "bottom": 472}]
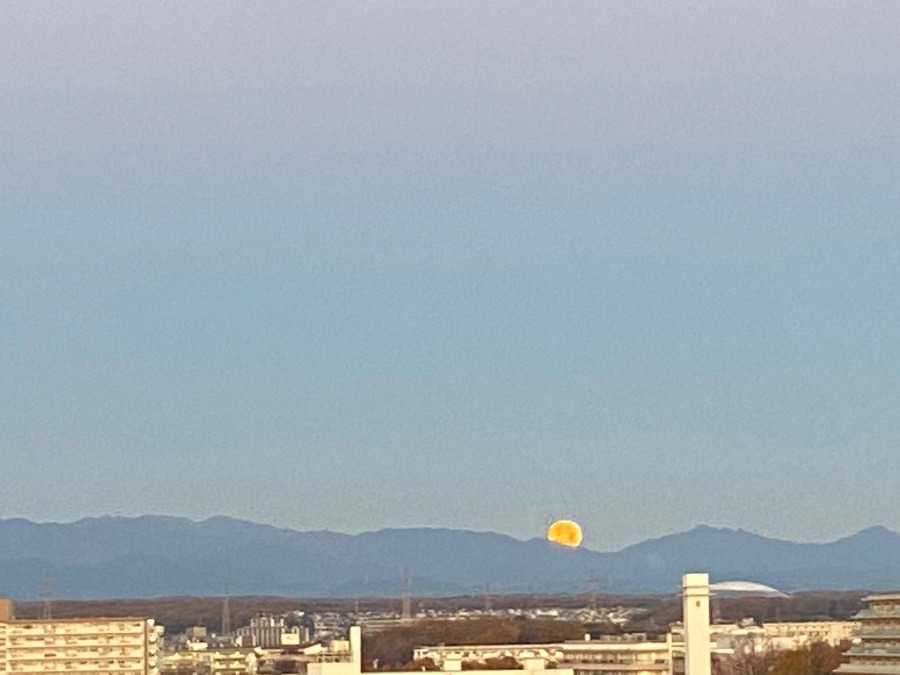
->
[{"left": 0, "top": 516, "right": 897, "bottom": 599}]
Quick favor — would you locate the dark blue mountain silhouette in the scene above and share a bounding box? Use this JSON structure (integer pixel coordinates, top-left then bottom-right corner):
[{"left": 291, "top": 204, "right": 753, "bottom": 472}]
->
[{"left": 0, "top": 517, "right": 897, "bottom": 599}]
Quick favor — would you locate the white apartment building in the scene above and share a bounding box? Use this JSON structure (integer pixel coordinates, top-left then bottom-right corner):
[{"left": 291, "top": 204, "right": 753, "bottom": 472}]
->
[
  {"left": 0, "top": 616, "right": 160, "bottom": 674},
  {"left": 712, "top": 620, "right": 857, "bottom": 653},
  {"left": 836, "top": 593, "right": 900, "bottom": 675}
]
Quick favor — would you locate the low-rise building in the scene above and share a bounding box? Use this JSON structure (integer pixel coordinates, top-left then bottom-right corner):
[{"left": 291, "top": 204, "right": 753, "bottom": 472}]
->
[
  {"left": 713, "top": 620, "right": 857, "bottom": 653},
  {"left": 414, "top": 635, "right": 674, "bottom": 675},
  {"left": 159, "top": 648, "right": 257, "bottom": 675},
  {"left": 309, "top": 628, "right": 572, "bottom": 675}
]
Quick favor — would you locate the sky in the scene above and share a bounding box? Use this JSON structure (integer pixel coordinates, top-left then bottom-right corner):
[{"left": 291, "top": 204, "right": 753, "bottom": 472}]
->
[{"left": 1, "top": 1, "right": 899, "bottom": 551}]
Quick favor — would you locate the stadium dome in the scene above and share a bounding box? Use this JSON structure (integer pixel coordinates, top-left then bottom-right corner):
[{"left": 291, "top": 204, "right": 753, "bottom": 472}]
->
[{"left": 709, "top": 580, "right": 788, "bottom": 598}]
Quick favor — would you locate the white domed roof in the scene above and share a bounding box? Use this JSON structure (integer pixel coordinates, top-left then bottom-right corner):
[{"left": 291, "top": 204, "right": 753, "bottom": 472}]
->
[{"left": 710, "top": 580, "right": 787, "bottom": 597}]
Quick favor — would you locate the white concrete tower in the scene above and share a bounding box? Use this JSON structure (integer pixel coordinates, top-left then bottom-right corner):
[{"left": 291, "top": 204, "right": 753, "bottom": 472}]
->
[
  {"left": 350, "top": 625, "right": 362, "bottom": 672},
  {"left": 682, "top": 573, "right": 711, "bottom": 675}
]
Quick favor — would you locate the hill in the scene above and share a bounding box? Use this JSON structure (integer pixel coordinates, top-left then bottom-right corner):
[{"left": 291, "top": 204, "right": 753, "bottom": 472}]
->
[{"left": 0, "top": 517, "right": 897, "bottom": 598}]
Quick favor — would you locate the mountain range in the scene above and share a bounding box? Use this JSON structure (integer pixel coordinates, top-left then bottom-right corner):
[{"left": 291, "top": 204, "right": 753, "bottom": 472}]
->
[{"left": 0, "top": 516, "right": 897, "bottom": 599}]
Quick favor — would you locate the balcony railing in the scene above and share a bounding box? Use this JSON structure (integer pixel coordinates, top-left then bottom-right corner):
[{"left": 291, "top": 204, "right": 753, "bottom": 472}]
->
[
  {"left": 857, "top": 610, "right": 900, "bottom": 621},
  {"left": 836, "top": 664, "right": 900, "bottom": 675},
  {"left": 858, "top": 628, "right": 900, "bottom": 639},
  {"left": 847, "top": 647, "right": 900, "bottom": 657}
]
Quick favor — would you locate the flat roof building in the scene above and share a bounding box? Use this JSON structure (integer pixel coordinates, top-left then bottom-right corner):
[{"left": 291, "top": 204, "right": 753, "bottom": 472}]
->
[
  {"left": 0, "top": 610, "right": 160, "bottom": 674},
  {"left": 414, "top": 636, "right": 674, "bottom": 675}
]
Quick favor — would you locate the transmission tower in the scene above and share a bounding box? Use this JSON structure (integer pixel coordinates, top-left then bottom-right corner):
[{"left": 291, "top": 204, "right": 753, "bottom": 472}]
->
[
  {"left": 221, "top": 582, "right": 231, "bottom": 635},
  {"left": 587, "top": 573, "right": 599, "bottom": 613},
  {"left": 40, "top": 576, "right": 53, "bottom": 620},
  {"left": 400, "top": 569, "right": 412, "bottom": 623}
]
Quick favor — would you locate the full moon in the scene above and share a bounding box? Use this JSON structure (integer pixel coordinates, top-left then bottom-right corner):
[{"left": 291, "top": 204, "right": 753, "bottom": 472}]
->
[{"left": 546, "top": 519, "right": 583, "bottom": 548}]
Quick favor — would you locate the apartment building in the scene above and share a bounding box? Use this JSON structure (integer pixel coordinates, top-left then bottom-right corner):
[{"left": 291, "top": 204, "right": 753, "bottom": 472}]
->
[
  {"left": 0, "top": 612, "right": 160, "bottom": 674},
  {"left": 836, "top": 594, "right": 900, "bottom": 675}
]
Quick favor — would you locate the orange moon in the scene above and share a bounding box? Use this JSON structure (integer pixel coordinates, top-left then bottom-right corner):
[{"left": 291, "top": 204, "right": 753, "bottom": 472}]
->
[{"left": 546, "top": 519, "right": 583, "bottom": 547}]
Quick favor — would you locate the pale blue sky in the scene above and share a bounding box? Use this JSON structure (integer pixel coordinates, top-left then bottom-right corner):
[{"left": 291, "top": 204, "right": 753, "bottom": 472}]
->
[{"left": 1, "top": 2, "right": 898, "bottom": 550}]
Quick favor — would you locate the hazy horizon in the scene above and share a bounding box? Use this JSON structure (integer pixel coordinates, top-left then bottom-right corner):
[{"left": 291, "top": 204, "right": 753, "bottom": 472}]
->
[
  {"left": 2, "top": 512, "right": 895, "bottom": 552},
  {"left": 2, "top": 2, "right": 899, "bottom": 551}
]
